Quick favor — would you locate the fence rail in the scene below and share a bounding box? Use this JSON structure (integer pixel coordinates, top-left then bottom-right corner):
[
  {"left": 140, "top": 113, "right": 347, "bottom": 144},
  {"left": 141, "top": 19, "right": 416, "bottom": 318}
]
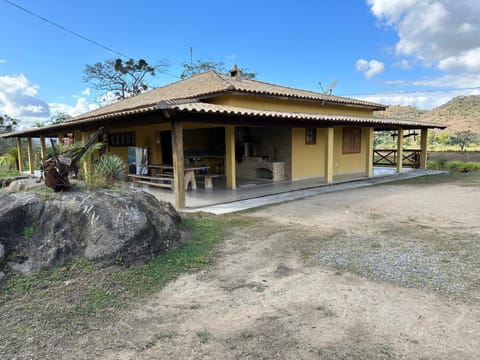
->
[{"left": 373, "top": 149, "right": 421, "bottom": 168}]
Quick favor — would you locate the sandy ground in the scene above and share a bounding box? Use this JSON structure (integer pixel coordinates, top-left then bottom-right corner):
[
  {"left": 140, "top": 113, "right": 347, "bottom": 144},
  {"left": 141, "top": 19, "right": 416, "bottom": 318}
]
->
[{"left": 71, "top": 180, "right": 480, "bottom": 359}]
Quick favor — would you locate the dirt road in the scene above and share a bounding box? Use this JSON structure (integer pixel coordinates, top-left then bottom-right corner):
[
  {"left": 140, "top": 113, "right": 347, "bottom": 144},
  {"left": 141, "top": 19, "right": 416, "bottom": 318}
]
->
[{"left": 73, "top": 177, "right": 480, "bottom": 359}]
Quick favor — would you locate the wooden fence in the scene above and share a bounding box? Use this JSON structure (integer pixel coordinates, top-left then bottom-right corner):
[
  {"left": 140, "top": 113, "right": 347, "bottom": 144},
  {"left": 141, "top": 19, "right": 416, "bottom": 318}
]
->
[{"left": 373, "top": 149, "right": 421, "bottom": 168}]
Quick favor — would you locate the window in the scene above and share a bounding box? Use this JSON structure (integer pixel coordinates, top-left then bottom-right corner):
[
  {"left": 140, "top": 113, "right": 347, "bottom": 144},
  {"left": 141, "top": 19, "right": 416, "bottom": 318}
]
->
[
  {"left": 108, "top": 132, "right": 136, "bottom": 147},
  {"left": 342, "top": 127, "right": 361, "bottom": 154},
  {"left": 305, "top": 128, "right": 316, "bottom": 145}
]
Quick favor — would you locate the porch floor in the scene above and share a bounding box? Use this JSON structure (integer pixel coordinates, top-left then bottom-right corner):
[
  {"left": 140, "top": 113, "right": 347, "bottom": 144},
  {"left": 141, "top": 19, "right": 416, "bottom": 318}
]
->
[{"left": 132, "top": 167, "right": 443, "bottom": 213}]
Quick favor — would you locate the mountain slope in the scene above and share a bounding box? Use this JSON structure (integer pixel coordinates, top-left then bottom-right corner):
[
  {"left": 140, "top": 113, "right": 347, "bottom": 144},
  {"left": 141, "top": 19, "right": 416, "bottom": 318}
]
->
[
  {"left": 375, "top": 95, "right": 480, "bottom": 134},
  {"left": 420, "top": 95, "right": 480, "bottom": 133}
]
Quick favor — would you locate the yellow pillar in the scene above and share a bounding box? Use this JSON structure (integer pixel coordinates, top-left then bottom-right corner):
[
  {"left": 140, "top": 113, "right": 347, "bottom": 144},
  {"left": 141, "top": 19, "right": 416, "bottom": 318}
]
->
[
  {"left": 419, "top": 128, "right": 428, "bottom": 169},
  {"left": 81, "top": 132, "right": 92, "bottom": 180},
  {"left": 366, "top": 128, "right": 374, "bottom": 177},
  {"left": 26, "top": 138, "right": 34, "bottom": 175},
  {"left": 325, "top": 127, "right": 334, "bottom": 183},
  {"left": 171, "top": 120, "right": 185, "bottom": 209},
  {"left": 16, "top": 138, "right": 24, "bottom": 172},
  {"left": 396, "top": 128, "right": 404, "bottom": 174},
  {"left": 40, "top": 136, "right": 47, "bottom": 161},
  {"left": 225, "top": 125, "right": 236, "bottom": 189}
]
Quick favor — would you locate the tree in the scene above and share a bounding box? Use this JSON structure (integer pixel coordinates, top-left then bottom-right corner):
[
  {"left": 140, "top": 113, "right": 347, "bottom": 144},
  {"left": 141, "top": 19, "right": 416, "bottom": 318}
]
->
[
  {"left": 83, "top": 58, "right": 168, "bottom": 100},
  {"left": 0, "top": 114, "right": 18, "bottom": 133},
  {"left": 448, "top": 131, "right": 479, "bottom": 151},
  {"left": 180, "top": 59, "right": 257, "bottom": 80},
  {"left": 34, "top": 113, "right": 72, "bottom": 128},
  {"left": 50, "top": 113, "right": 72, "bottom": 124},
  {"left": 0, "top": 114, "right": 19, "bottom": 166}
]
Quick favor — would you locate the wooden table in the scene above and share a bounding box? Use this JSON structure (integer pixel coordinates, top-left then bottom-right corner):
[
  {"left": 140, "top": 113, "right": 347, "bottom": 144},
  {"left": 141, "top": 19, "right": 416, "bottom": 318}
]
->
[{"left": 147, "top": 164, "right": 208, "bottom": 190}]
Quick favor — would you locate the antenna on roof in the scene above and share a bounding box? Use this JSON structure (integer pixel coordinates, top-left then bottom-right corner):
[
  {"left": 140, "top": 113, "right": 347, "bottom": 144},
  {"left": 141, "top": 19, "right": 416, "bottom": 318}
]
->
[
  {"left": 318, "top": 80, "right": 338, "bottom": 95},
  {"left": 189, "top": 47, "right": 193, "bottom": 66}
]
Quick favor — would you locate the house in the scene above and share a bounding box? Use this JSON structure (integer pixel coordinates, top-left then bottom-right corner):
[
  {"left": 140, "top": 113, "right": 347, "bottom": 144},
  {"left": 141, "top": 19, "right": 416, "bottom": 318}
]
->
[{"left": 3, "top": 67, "right": 446, "bottom": 208}]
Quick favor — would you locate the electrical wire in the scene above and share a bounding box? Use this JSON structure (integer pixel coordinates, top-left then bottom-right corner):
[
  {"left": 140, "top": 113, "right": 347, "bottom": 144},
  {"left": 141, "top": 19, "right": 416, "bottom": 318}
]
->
[
  {"left": 342, "top": 86, "right": 480, "bottom": 97},
  {"left": 1, "top": 0, "right": 180, "bottom": 79}
]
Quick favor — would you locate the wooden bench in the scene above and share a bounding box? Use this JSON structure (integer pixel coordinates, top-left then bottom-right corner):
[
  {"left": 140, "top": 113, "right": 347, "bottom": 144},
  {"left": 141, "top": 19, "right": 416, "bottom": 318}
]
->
[
  {"left": 128, "top": 174, "right": 173, "bottom": 189},
  {"left": 199, "top": 174, "right": 223, "bottom": 189}
]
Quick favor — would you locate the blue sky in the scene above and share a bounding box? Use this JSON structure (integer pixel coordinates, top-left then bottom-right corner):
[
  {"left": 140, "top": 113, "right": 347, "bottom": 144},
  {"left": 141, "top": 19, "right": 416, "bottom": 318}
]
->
[{"left": 1, "top": 0, "right": 480, "bottom": 128}]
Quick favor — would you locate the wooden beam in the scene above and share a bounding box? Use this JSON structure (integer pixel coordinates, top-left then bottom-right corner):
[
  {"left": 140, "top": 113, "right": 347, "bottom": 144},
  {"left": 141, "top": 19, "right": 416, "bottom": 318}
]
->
[
  {"left": 225, "top": 125, "right": 236, "bottom": 189},
  {"left": 396, "top": 128, "right": 403, "bottom": 174},
  {"left": 171, "top": 120, "right": 185, "bottom": 209},
  {"left": 26, "top": 138, "right": 34, "bottom": 175},
  {"left": 366, "top": 128, "right": 374, "bottom": 177},
  {"left": 325, "top": 127, "right": 334, "bottom": 183},
  {"left": 419, "top": 128, "right": 428, "bottom": 169},
  {"left": 16, "top": 138, "right": 24, "bottom": 172}
]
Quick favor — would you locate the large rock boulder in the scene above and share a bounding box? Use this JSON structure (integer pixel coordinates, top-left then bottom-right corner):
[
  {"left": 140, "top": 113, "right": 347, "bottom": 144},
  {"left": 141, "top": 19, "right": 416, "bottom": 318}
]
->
[{"left": 0, "top": 190, "right": 183, "bottom": 275}]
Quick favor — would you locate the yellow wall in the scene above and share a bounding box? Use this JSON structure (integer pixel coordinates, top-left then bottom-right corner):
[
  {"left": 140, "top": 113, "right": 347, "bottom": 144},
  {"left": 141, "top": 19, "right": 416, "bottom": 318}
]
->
[
  {"left": 291, "top": 127, "right": 373, "bottom": 180},
  {"left": 332, "top": 127, "right": 371, "bottom": 176},
  {"left": 209, "top": 95, "right": 374, "bottom": 117},
  {"left": 291, "top": 128, "right": 327, "bottom": 179}
]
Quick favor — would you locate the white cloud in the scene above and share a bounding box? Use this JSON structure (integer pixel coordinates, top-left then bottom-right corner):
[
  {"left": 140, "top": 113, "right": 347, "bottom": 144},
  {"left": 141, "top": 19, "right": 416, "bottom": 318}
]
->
[
  {"left": 368, "top": 0, "right": 480, "bottom": 71},
  {"left": 393, "top": 59, "right": 410, "bottom": 69},
  {"left": 49, "top": 97, "right": 98, "bottom": 118},
  {"left": 356, "top": 58, "right": 385, "bottom": 78},
  {"left": 0, "top": 59, "right": 6, "bottom": 64},
  {"left": 437, "top": 47, "right": 480, "bottom": 72},
  {"left": 0, "top": 73, "right": 99, "bottom": 129},
  {"left": 97, "top": 91, "right": 118, "bottom": 106},
  {"left": 81, "top": 88, "right": 90, "bottom": 96},
  {"left": 355, "top": 87, "right": 480, "bottom": 110},
  {"left": 0, "top": 74, "right": 50, "bottom": 122}
]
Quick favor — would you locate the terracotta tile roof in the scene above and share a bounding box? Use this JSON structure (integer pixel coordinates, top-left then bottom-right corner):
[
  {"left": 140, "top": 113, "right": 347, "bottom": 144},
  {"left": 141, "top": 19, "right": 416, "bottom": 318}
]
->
[
  {"left": 160, "top": 101, "right": 446, "bottom": 129},
  {"left": 65, "top": 71, "right": 386, "bottom": 123},
  {"left": 2, "top": 71, "right": 446, "bottom": 138}
]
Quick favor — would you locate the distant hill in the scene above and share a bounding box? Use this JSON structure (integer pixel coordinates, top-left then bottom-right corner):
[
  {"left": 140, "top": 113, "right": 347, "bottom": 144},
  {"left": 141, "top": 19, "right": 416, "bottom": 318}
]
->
[
  {"left": 375, "top": 95, "right": 480, "bottom": 134},
  {"left": 375, "top": 105, "right": 427, "bottom": 122},
  {"left": 420, "top": 95, "right": 480, "bottom": 134}
]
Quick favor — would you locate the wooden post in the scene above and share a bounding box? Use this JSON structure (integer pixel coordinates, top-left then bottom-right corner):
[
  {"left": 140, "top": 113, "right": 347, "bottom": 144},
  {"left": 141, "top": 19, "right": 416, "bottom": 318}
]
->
[
  {"left": 366, "top": 128, "right": 374, "bottom": 177},
  {"left": 171, "top": 120, "right": 185, "bottom": 209},
  {"left": 26, "top": 138, "right": 34, "bottom": 175},
  {"left": 325, "top": 127, "right": 334, "bottom": 183},
  {"left": 396, "top": 128, "right": 404, "bottom": 174},
  {"left": 40, "top": 136, "right": 46, "bottom": 161},
  {"left": 81, "top": 132, "right": 91, "bottom": 180},
  {"left": 419, "top": 128, "right": 428, "bottom": 169},
  {"left": 16, "top": 138, "right": 24, "bottom": 172},
  {"left": 225, "top": 125, "right": 236, "bottom": 189}
]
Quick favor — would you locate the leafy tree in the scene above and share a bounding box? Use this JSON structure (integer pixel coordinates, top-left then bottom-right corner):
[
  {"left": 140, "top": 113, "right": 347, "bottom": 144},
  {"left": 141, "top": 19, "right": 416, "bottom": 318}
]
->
[
  {"left": 83, "top": 58, "right": 168, "bottom": 100},
  {"left": 0, "top": 114, "right": 18, "bottom": 133},
  {"left": 0, "top": 114, "right": 20, "bottom": 167},
  {"left": 180, "top": 59, "right": 257, "bottom": 80},
  {"left": 448, "top": 131, "right": 479, "bottom": 151},
  {"left": 50, "top": 113, "right": 72, "bottom": 124},
  {"left": 437, "top": 132, "right": 450, "bottom": 147}
]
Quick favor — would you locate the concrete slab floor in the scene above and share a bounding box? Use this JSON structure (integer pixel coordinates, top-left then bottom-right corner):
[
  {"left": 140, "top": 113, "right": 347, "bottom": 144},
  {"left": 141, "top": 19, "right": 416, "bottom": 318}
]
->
[{"left": 134, "top": 167, "right": 444, "bottom": 214}]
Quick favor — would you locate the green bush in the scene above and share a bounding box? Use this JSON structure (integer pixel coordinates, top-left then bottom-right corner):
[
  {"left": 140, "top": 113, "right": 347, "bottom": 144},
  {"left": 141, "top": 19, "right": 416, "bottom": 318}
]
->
[
  {"left": 427, "top": 158, "right": 448, "bottom": 170},
  {"left": 94, "top": 154, "right": 127, "bottom": 186},
  {"left": 447, "top": 161, "right": 480, "bottom": 173}
]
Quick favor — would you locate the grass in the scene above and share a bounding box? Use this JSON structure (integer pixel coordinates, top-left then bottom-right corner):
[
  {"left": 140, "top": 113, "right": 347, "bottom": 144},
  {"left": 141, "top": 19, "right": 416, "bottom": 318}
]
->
[
  {"left": 427, "top": 159, "right": 480, "bottom": 172},
  {"left": 0, "top": 213, "right": 257, "bottom": 358},
  {"left": 0, "top": 169, "right": 20, "bottom": 178},
  {"left": 21, "top": 224, "right": 38, "bottom": 239},
  {"left": 385, "top": 169, "right": 480, "bottom": 187}
]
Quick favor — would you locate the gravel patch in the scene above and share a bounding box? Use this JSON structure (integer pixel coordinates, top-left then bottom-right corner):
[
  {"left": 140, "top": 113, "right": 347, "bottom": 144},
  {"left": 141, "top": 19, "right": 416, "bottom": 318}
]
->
[{"left": 308, "top": 228, "right": 480, "bottom": 300}]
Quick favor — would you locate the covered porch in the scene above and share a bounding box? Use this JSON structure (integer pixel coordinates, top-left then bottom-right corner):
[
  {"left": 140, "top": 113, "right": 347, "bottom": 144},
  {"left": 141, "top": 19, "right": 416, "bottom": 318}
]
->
[{"left": 133, "top": 166, "right": 420, "bottom": 210}]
